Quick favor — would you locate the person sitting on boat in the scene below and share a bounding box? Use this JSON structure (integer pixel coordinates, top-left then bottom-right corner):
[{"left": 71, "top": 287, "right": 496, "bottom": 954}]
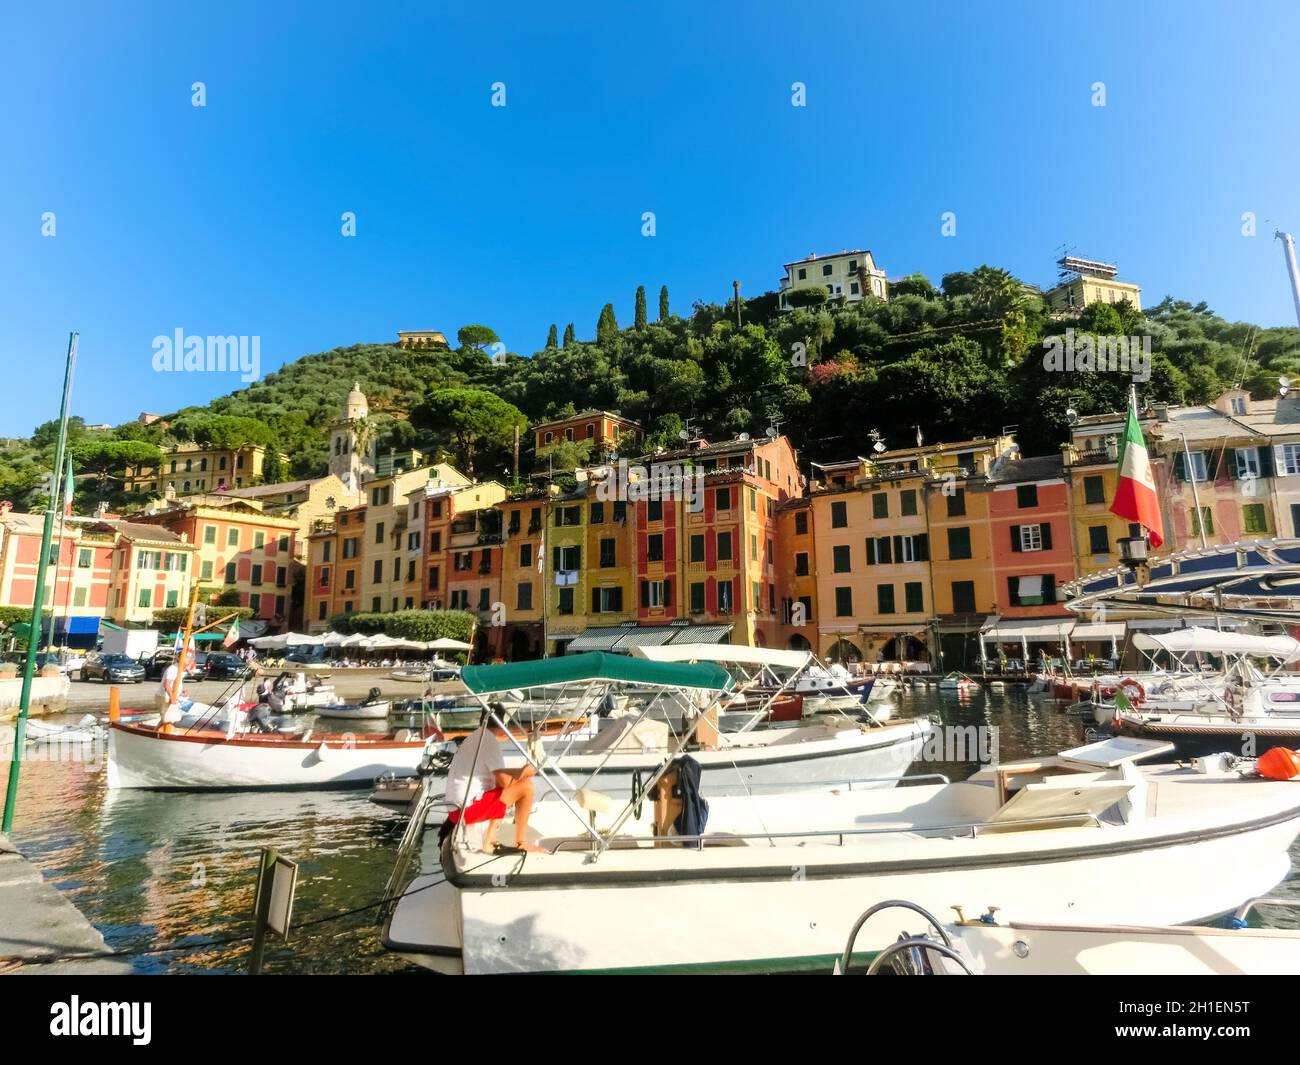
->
[{"left": 443, "top": 725, "right": 545, "bottom": 855}]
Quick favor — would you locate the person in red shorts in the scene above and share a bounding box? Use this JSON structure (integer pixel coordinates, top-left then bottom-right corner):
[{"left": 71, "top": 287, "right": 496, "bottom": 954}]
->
[{"left": 444, "top": 725, "right": 545, "bottom": 854}]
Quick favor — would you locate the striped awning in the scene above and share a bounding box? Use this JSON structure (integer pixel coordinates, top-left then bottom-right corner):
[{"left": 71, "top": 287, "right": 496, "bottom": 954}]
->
[
  {"left": 566, "top": 627, "right": 630, "bottom": 652},
  {"left": 566, "top": 623, "right": 735, "bottom": 653}
]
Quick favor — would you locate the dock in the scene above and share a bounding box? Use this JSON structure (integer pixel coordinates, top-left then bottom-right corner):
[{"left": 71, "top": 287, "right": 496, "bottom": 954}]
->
[{"left": 0, "top": 832, "right": 133, "bottom": 974}]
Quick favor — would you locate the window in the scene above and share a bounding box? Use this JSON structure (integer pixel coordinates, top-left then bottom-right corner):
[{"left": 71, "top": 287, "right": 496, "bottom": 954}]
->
[
  {"left": 947, "top": 488, "right": 966, "bottom": 517},
  {"left": 343, "top": 538, "right": 358, "bottom": 559},
  {"left": 1231, "top": 395, "right": 1248, "bottom": 415},
  {"left": 690, "top": 581, "right": 705, "bottom": 613},
  {"left": 253, "top": 531, "right": 265, "bottom": 549},
  {"left": 717, "top": 580, "right": 734, "bottom": 613},
  {"left": 344, "top": 569, "right": 355, "bottom": 589},
  {"left": 871, "top": 493, "right": 888, "bottom": 519},
  {"left": 952, "top": 580, "right": 976, "bottom": 614},
  {"left": 454, "top": 551, "right": 473, "bottom": 571},
  {"left": 1243, "top": 504, "right": 1269, "bottom": 534},
  {"left": 318, "top": 602, "right": 327, "bottom": 620},
  {"left": 227, "top": 528, "right": 239, "bottom": 547},
  {"left": 519, "top": 543, "right": 532, "bottom": 568},
  {"left": 866, "top": 536, "right": 892, "bottom": 565},
  {"left": 224, "top": 562, "right": 236, "bottom": 583},
  {"left": 1088, "top": 525, "right": 1111, "bottom": 554},
  {"left": 319, "top": 566, "right": 330, "bottom": 587},
  {"left": 1190, "top": 507, "right": 1214, "bottom": 536},
  {"left": 73, "top": 587, "right": 87, "bottom": 607},
  {"left": 822, "top": 263, "right": 832, "bottom": 276},
  {"left": 554, "top": 544, "right": 581, "bottom": 571},
  {"left": 832, "top": 545, "right": 851, "bottom": 573},
  {"left": 429, "top": 532, "right": 441, "bottom": 552},
  {"left": 599, "top": 538, "right": 616, "bottom": 567},
  {"left": 1178, "top": 451, "right": 1210, "bottom": 482},
  {"left": 797, "top": 267, "right": 807, "bottom": 280},
  {"left": 900, "top": 490, "right": 917, "bottom": 516},
  {"left": 1084, "top": 476, "right": 1105, "bottom": 505},
  {"left": 517, "top": 582, "right": 533, "bottom": 610},
  {"left": 831, "top": 501, "right": 847, "bottom": 528},
  {"left": 715, "top": 487, "right": 731, "bottom": 511},
  {"left": 1009, "top": 574, "right": 1055, "bottom": 607},
  {"left": 166, "top": 589, "right": 178, "bottom": 608},
  {"left": 647, "top": 499, "right": 663, "bottom": 522},
  {"left": 641, "top": 580, "right": 669, "bottom": 609},
  {"left": 478, "top": 588, "right": 491, "bottom": 611},
  {"left": 1292, "top": 504, "right": 1300, "bottom": 537},
  {"left": 203, "top": 525, "right": 216, "bottom": 544},
  {"left": 77, "top": 548, "right": 92, "bottom": 568},
  {"left": 946, "top": 527, "right": 971, "bottom": 560},
  {"left": 689, "top": 535, "right": 705, "bottom": 563},
  {"left": 428, "top": 565, "right": 439, "bottom": 588},
  {"left": 1234, "top": 448, "right": 1261, "bottom": 479},
  {"left": 752, "top": 581, "right": 761, "bottom": 610},
  {"left": 647, "top": 534, "right": 664, "bottom": 562},
  {"left": 1278, "top": 444, "right": 1300, "bottom": 476},
  {"left": 138, "top": 588, "right": 152, "bottom": 608},
  {"left": 795, "top": 552, "right": 809, "bottom": 576},
  {"left": 251, "top": 563, "right": 263, "bottom": 585},
  {"left": 877, "top": 584, "right": 895, "bottom": 614},
  {"left": 716, "top": 531, "right": 733, "bottom": 561},
  {"left": 905, "top": 582, "right": 924, "bottom": 613},
  {"left": 591, "top": 586, "right": 623, "bottom": 613},
  {"left": 430, "top": 501, "right": 443, "bottom": 519},
  {"left": 201, "top": 560, "right": 214, "bottom": 580},
  {"left": 1016, "top": 485, "right": 1038, "bottom": 509},
  {"left": 748, "top": 488, "right": 756, "bottom": 513},
  {"left": 590, "top": 502, "right": 605, "bottom": 524},
  {"left": 612, "top": 502, "right": 626, "bottom": 524},
  {"left": 794, "top": 511, "right": 808, "bottom": 534},
  {"left": 1014, "top": 523, "right": 1052, "bottom": 552},
  {"left": 375, "top": 521, "right": 385, "bottom": 544},
  {"left": 370, "top": 486, "right": 391, "bottom": 506},
  {"left": 556, "top": 506, "right": 581, "bottom": 527},
  {"left": 834, "top": 587, "right": 853, "bottom": 617},
  {"left": 322, "top": 542, "right": 332, "bottom": 562},
  {"left": 372, "top": 559, "right": 383, "bottom": 583}
]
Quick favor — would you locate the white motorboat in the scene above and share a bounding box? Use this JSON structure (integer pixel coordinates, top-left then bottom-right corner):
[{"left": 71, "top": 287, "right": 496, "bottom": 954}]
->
[
  {"left": 106, "top": 718, "right": 439, "bottom": 790},
  {"left": 315, "top": 688, "right": 392, "bottom": 721},
  {"left": 383, "top": 737, "right": 1300, "bottom": 974},
  {"left": 24, "top": 715, "right": 103, "bottom": 744},
  {"left": 836, "top": 896, "right": 1300, "bottom": 976},
  {"left": 433, "top": 651, "right": 934, "bottom": 802},
  {"left": 937, "top": 672, "right": 979, "bottom": 696}
]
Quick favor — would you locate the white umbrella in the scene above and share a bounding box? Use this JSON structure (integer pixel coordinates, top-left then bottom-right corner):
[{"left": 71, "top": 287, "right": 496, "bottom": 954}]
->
[
  {"left": 320, "top": 631, "right": 349, "bottom": 647},
  {"left": 426, "top": 637, "right": 473, "bottom": 651},
  {"left": 341, "top": 633, "right": 370, "bottom": 648},
  {"left": 248, "top": 634, "right": 288, "bottom": 649}
]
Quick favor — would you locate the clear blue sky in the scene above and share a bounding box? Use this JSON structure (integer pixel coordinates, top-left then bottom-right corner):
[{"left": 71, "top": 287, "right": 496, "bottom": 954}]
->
[{"left": 3, "top": 1, "right": 1299, "bottom": 434}]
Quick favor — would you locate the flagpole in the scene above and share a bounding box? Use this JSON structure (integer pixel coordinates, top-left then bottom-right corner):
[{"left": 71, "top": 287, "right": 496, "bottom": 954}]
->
[
  {"left": 2, "top": 332, "right": 78, "bottom": 834},
  {"left": 53, "top": 458, "right": 74, "bottom": 657}
]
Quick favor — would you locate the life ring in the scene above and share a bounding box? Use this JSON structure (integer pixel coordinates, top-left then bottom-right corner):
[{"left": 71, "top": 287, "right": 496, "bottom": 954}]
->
[
  {"left": 1118, "top": 678, "right": 1146, "bottom": 704},
  {"left": 1099, "top": 685, "right": 1118, "bottom": 699}
]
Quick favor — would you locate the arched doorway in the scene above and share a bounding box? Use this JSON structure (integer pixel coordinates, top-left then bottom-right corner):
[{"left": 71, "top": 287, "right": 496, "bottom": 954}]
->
[
  {"left": 826, "top": 638, "right": 862, "bottom": 664},
  {"left": 787, "top": 633, "right": 812, "bottom": 652},
  {"left": 508, "top": 629, "right": 532, "bottom": 662},
  {"left": 882, "top": 634, "right": 928, "bottom": 661}
]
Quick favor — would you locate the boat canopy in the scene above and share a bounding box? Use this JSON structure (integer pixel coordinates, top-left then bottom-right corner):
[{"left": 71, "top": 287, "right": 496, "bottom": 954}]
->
[
  {"left": 630, "top": 643, "right": 813, "bottom": 670},
  {"left": 460, "top": 651, "right": 734, "bottom": 695},
  {"left": 1133, "top": 627, "right": 1300, "bottom": 660}
]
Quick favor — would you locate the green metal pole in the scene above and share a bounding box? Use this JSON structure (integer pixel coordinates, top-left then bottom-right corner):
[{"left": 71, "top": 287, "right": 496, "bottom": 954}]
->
[{"left": 2, "top": 332, "right": 78, "bottom": 834}]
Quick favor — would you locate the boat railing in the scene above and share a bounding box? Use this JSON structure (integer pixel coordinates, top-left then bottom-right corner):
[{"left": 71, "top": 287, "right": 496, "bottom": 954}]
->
[
  {"left": 545, "top": 811, "right": 1103, "bottom": 852},
  {"left": 1232, "top": 896, "right": 1300, "bottom": 925}
]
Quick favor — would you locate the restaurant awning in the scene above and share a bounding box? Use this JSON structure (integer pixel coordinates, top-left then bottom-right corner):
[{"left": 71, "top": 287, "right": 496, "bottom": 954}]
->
[
  {"left": 1068, "top": 621, "right": 1126, "bottom": 641},
  {"left": 566, "top": 623, "right": 735, "bottom": 654},
  {"left": 979, "top": 616, "right": 1073, "bottom": 642}
]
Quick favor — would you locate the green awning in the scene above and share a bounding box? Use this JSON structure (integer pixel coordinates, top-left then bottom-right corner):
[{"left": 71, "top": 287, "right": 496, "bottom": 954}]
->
[{"left": 460, "top": 651, "right": 733, "bottom": 695}]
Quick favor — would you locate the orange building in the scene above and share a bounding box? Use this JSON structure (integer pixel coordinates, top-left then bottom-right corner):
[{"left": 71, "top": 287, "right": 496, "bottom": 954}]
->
[
  {"left": 533, "top": 410, "right": 643, "bottom": 459},
  {"left": 305, "top": 504, "right": 366, "bottom": 627},
  {"left": 775, "top": 497, "right": 817, "bottom": 651}
]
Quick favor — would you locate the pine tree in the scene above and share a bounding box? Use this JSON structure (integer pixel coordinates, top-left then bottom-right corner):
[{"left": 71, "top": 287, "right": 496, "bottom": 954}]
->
[
  {"left": 634, "top": 286, "right": 647, "bottom": 329},
  {"left": 562, "top": 323, "right": 575, "bottom": 347},
  {"left": 546, "top": 323, "right": 558, "bottom": 348},
  {"left": 596, "top": 303, "right": 619, "bottom": 345},
  {"left": 659, "top": 285, "right": 670, "bottom": 320}
]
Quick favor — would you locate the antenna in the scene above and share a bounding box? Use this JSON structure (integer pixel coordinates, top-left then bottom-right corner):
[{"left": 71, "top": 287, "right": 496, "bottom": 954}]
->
[{"left": 869, "top": 429, "right": 886, "bottom": 454}]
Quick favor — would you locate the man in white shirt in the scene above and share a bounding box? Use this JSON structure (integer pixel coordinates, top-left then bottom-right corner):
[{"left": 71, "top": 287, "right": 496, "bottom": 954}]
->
[
  {"left": 444, "top": 727, "right": 543, "bottom": 854},
  {"left": 156, "top": 660, "right": 182, "bottom": 713}
]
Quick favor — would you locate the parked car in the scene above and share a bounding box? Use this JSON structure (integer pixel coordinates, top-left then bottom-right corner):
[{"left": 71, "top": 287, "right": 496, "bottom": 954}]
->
[
  {"left": 285, "top": 647, "right": 326, "bottom": 665},
  {"left": 141, "top": 650, "right": 204, "bottom": 681},
  {"left": 2, "top": 651, "right": 84, "bottom": 677},
  {"left": 203, "top": 652, "right": 254, "bottom": 680},
  {"left": 81, "top": 653, "right": 146, "bottom": 684}
]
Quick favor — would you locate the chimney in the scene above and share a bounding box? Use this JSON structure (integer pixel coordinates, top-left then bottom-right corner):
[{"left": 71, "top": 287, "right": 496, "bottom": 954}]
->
[{"left": 1154, "top": 403, "right": 1170, "bottom": 422}]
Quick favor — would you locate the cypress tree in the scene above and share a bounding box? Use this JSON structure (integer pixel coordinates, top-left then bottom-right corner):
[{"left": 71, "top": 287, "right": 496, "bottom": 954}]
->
[
  {"left": 597, "top": 303, "right": 619, "bottom": 345},
  {"left": 634, "top": 286, "right": 647, "bottom": 328},
  {"left": 546, "top": 323, "right": 558, "bottom": 348},
  {"left": 562, "top": 323, "right": 575, "bottom": 347},
  {"left": 659, "top": 285, "right": 670, "bottom": 320}
]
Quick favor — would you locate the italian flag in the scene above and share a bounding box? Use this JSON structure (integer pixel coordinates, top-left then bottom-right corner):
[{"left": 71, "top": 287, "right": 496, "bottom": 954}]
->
[
  {"left": 1109, "top": 404, "right": 1164, "bottom": 548},
  {"left": 223, "top": 618, "right": 240, "bottom": 648}
]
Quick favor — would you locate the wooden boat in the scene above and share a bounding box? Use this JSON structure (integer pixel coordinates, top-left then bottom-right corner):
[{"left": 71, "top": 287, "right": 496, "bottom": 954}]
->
[
  {"left": 384, "top": 737, "right": 1300, "bottom": 974},
  {"left": 837, "top": 896, "right": 1300, "bottom": 976},
  {"left": 106, "top": 720, "right": 439, "bottom": 790}
]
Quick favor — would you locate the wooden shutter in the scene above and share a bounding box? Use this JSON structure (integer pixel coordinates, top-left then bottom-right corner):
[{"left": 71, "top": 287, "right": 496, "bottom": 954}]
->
[
  {"left": 1041, "top": 523, "right": 1053, "bottom": 550},
  {"left": 1010, "top": 525, "right": 1022, "bottom": 552}
]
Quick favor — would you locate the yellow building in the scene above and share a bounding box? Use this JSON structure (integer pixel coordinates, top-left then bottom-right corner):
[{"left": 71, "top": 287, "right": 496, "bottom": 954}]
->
[
  {"left": 362, "top": 463, "right": 472, "bottom": 614},
  {"left": 497, "top": 493, "right": 547, "bottom": 659},
  {"left": 542, "top": 485, "right": 590, "bottom": 655},
  {"left": 778, "top": 248, "right": 888, "bottom": 310},
  {"left": 224, "top": 473, "right": 361, "bottom": 565},
  {"left": 1044, "top": 256, "right": 1141, "bottom": 313},
  {"left": 775, "top": 497, "right": 817, "bottom": 651},
  {"left": 1062, "top": 412, "right": 1154, "bottom": 575},
  {"left": 809, "top": 436, "right": 1012, "bottom": 664},
  {"left": 126, "top": 441, "right": 265, "bottom": 495}
]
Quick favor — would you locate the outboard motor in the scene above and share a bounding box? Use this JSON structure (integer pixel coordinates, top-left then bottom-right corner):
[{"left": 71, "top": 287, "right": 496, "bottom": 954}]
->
[{"left": 365, "top": 686, "right": 383, "bottom": 706}]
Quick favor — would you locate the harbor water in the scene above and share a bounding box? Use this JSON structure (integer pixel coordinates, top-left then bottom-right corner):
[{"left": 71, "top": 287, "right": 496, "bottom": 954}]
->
[{"left": 3, "top": 684, "right": 1299, "bottom": 974}]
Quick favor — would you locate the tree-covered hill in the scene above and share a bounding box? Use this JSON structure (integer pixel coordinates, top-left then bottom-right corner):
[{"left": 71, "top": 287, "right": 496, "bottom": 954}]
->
[{"left": 5, "top": 271, "right": 1298, "bottom": 513}]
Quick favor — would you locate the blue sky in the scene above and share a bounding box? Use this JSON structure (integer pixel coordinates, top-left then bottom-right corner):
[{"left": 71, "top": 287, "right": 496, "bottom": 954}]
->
[{"left": 3, "top": 1, "right": 1299, "bottom": 434}]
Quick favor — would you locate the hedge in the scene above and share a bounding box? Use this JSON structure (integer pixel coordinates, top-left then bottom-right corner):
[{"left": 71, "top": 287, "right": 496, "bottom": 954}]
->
[{"left": 327, "top": 609, "right": 477, "bottom": 643}]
